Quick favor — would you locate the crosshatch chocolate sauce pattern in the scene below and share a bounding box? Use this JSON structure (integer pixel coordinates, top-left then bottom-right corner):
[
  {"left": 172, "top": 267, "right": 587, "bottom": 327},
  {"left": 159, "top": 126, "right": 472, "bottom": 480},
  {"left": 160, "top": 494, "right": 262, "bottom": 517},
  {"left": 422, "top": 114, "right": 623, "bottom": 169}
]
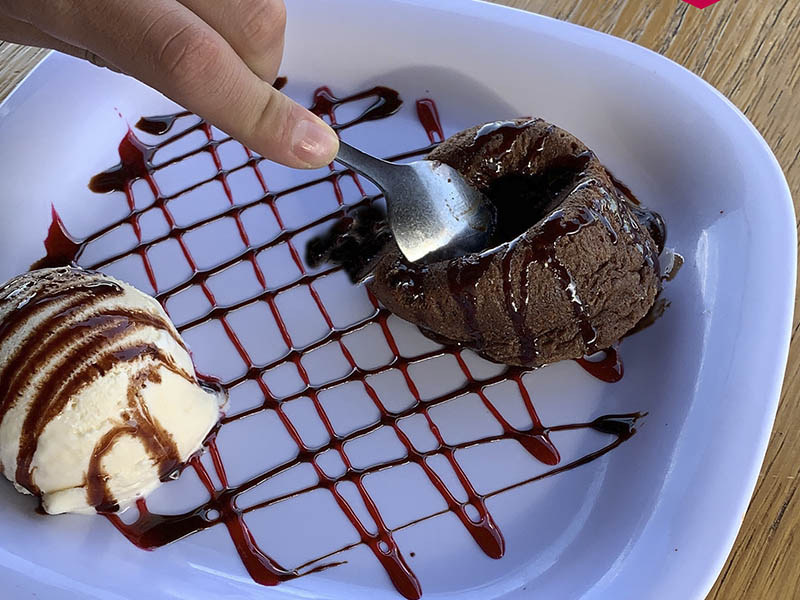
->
[{"left": 37, "top": 83, "right": 641, "bottom": 599}]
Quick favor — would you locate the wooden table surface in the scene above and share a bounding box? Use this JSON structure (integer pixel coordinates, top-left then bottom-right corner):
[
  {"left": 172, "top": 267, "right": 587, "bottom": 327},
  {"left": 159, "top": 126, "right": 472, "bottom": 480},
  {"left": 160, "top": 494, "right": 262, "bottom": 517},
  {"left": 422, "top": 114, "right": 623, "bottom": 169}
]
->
[{"left": 0, "top": 0, "right": 797, "bottom": 597}]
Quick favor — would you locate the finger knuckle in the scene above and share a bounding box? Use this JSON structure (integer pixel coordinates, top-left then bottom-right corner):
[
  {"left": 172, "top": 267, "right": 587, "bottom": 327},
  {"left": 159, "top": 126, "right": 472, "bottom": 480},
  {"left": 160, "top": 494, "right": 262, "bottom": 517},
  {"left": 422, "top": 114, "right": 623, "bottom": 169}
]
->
[
  {"left": 238, "top": 0, "right": 286, "bottom": 55},
  {"left": 251, "top": 90, "right": 280, "bottom": 135},
  {"left": 251, "top": 88, "right": 295, "bottom": 145},
  {"left": 155, "top": 22, "right": 221, "bottom": 85}
]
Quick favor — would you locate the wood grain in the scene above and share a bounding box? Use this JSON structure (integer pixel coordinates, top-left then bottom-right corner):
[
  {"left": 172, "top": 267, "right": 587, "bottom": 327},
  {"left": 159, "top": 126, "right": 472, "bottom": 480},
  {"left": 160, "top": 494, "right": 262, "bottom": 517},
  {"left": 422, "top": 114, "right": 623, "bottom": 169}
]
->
[
  {"left": 0, "top": 0, "right": 797, "bottom": 597},
  {"left": 0, "top": 44, "right": 47, "bottom": 100}
]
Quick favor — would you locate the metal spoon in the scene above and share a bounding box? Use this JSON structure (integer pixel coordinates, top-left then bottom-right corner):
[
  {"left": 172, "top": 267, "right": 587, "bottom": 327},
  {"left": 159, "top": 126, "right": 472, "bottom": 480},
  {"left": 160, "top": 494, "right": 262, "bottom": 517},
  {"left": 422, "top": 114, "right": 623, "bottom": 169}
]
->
[{"left": 335, "top": 141, "right": 496, "bottom": 263}]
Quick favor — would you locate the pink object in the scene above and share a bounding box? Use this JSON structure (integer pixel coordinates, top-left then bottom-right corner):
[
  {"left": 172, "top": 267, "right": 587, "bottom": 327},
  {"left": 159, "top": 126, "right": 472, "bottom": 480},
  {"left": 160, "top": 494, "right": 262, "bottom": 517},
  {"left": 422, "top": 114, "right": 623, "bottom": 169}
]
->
[{"left": 682, "top": 0, "right": 722, "bottom": 8}]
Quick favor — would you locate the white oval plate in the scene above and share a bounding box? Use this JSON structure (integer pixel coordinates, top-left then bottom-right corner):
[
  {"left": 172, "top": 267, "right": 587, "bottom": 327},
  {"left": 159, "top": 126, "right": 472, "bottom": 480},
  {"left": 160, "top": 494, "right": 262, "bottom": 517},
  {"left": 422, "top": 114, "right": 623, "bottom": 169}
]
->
[{"left": 0, "top": 0, "right": 794, "bottom": 598}]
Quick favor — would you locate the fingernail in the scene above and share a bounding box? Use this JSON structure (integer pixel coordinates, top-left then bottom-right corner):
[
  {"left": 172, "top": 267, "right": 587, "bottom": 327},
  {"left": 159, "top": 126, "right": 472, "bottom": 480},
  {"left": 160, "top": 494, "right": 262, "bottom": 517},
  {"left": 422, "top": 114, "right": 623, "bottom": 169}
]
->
[{"left": 291, "top": 117, "right": 339, "bottom": 168}]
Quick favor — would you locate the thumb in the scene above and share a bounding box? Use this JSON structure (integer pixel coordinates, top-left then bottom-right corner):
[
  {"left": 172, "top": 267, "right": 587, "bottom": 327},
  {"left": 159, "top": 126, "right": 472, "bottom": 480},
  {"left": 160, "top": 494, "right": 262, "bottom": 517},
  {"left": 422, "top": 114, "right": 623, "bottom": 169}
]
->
[{"left": 244, "top": 82, "right": 340, "bottom": 168}]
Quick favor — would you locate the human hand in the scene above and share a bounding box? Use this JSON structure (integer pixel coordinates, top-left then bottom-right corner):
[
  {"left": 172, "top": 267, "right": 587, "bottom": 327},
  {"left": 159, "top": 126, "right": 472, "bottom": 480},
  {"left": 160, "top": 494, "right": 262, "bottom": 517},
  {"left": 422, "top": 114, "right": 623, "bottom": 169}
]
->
[{"left": 0, "top": 0, "right": 339, "bottom": 168}]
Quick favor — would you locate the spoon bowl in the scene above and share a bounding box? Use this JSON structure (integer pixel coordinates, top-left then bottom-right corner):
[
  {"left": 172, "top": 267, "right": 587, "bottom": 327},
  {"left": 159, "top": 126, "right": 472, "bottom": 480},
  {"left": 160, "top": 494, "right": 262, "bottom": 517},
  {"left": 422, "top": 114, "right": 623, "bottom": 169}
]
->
[{"left": 335, "top": 141, "right": 496, "bottom": 263}]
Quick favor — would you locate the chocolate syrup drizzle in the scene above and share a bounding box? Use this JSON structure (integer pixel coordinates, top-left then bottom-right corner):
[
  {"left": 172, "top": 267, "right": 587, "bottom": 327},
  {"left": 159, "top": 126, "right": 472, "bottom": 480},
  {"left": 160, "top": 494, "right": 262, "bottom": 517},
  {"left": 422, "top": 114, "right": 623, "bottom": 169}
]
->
[
  {"left": 0, "top": 270, "right": 206, "bottom": 510},
  {"left": 35, "top": 85, "right": 642, "bottom": 599}
]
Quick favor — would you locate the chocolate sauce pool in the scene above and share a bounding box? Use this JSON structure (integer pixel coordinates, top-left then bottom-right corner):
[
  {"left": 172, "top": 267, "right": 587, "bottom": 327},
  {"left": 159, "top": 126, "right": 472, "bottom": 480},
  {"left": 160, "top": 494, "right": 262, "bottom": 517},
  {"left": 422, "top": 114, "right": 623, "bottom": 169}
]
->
[{"left": 32, "top": 84, "right": 645, "bottom": 599}]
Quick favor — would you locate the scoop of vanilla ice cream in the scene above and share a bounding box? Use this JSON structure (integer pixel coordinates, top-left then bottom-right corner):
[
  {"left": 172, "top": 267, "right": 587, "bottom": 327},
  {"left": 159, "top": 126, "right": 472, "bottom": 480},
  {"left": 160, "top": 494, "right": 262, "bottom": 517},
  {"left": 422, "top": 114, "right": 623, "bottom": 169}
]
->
[{"left": 0, "top": 267, "right": 225, "bottom": 515}]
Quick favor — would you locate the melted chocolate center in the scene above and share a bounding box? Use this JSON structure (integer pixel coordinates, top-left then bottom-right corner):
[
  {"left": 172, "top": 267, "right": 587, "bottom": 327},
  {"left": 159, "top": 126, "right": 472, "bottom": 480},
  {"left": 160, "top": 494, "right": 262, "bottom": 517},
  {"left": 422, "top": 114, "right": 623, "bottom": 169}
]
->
[
  {"left": 305, "top": 205, "right": 392, "bottom": 282},
  {"left": 486, "top": 153, "right": 593, "bottom": 247}
]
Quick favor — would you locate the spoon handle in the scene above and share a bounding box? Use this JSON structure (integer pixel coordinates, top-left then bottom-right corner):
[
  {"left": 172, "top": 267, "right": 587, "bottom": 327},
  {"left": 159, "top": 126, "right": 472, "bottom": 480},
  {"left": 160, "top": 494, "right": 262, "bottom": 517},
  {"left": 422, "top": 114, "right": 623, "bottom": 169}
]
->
[{"left": 335, "top": 141, "right": 400, "bottom": 190}]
